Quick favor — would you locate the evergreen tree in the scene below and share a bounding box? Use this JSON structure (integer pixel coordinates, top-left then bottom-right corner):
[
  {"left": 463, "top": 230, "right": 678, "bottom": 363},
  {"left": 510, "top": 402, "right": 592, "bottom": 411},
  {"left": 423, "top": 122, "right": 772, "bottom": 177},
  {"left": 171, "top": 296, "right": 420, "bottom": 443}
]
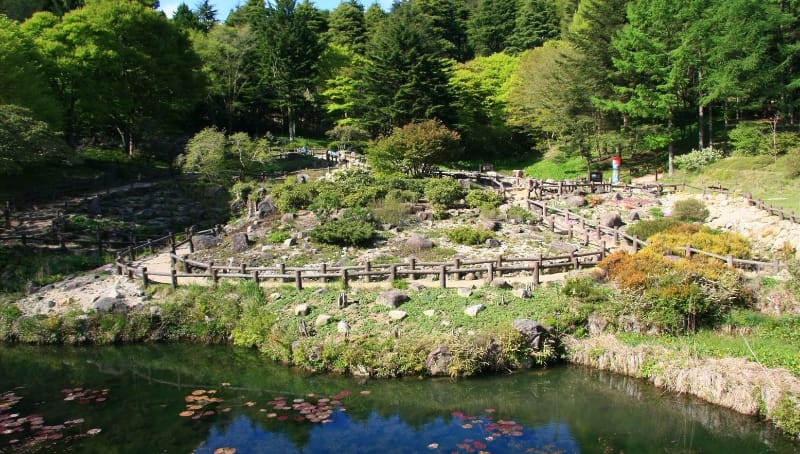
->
[
  {"left": 357, "top": 2, "right": 453, "bottom": 134},
  {"left": 173, "top": 3, "right": 201, "bottom": 31},
  {"left": 506, "top": 0, "right": 560, "bottom": 54},
  {"left": 326, "top": 0, "right": 367, "bottom": 54},
  {"left": 413, "top": 0, "right": 472, "bottom": 62},
  {"left": 467, "top": 0, "right": 517, "bottom": 56},
  {"left": 363, "top": 2, "right": 386, "bottom": 37},
  {"left": 195, "top": 0, "right": 217, "bottom": 32}
]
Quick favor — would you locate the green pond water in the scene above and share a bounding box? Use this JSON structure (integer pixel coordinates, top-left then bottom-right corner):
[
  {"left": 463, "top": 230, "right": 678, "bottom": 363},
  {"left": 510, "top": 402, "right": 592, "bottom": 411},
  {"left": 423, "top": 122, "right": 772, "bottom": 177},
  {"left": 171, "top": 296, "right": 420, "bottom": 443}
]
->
[{"left": 0, "top": 343, "right": 797, "bottom": 453}]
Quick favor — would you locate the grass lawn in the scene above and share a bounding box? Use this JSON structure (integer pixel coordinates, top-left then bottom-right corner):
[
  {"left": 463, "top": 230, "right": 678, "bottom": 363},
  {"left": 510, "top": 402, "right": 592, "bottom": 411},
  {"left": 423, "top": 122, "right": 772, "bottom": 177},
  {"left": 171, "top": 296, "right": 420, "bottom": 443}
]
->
[{"left": 615, "top": 309, "right": 800, "bottom": 376}]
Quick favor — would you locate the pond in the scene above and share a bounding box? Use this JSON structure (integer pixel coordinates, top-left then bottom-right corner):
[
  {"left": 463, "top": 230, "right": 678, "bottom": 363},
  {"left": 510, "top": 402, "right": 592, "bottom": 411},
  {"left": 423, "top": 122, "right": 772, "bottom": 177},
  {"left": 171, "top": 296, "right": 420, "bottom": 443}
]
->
[{"left": 0, "top": 344, "right": 796, "bottom": 453}]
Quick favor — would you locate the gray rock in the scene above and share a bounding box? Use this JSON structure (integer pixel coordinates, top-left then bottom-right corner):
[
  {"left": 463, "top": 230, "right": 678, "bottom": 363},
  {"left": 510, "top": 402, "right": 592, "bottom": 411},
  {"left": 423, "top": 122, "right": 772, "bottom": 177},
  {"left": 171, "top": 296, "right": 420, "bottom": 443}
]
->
[
  {"left": 482, "top": 219, "right": 499, "bottom": 231},
  {"left": 192, "top": 234, "right": 220, "bottom": 251},
  {"left": 283, "top": 237, "right": 297, "bottom": 247},
  {"left": 464, "top": 304, "right": 485, "bottom": 317},
  {"left": 231, "top": 232, "right": 250, "bottom": 252},
  {"left": 587, "top": 312, "right": 608, "bottom": 335},
  {"left": 25, "top": 281, "right": 41, "bottom": 295},
  {"left": 294, "top": 304, "right": 310, "bottom": 316},
  {"left": 93, "top": 297, "right": 128, "bottom": 314},
  {"left": 315, "top": 314, "right": 332, "bottom": 327},
  {"left": 388, "top": 310, "right": 408, "bottom": 321},
  {"left": 566, "top": 195, "right": 587, "bottom": 207},
  {"left": 406, "top": 234, "right": 434, "bottom": 250},
  {"left": 407, "top": 282, "right": 426, "bottom": 291},
  {"left": 425, "top": 345, "right": 452, "bottom": 376},
  {"left": 280, "top": 213, "right": 295, "bottom": 224},
  {"left": 512, "top": 287, "right": 531, "bottom": 299},
  {"left": 600, "top": 212, "right": 624, "bottom": 228},
  {"left": 416, "top": 211, "right": 434, "bottom": 221},
  {"left": 512, "top": 319, "right": 548, "bottom": 350},
  {"left": 423, "top": 309, "right": 436, "bottom": 317},
  {"left": 457, "top": 287, "right": 473, "bottom": 297},
  {"left": 257, "top": 200, "right": 276, "bottom": 218},
  {"left": 485, "top": 238, "right": 501, "bottom": 248},
  {"left": 628, "top": 211, "right": 641, "bottom": 222},
  {"left": 376, "top": 290, "right": 409, "bottom": 308},
  {"left": 295, "top": 173, "right": 310, "bottom": 183},
  {"left": 488, "top": 279, "right": 510, "bottom": 289}
]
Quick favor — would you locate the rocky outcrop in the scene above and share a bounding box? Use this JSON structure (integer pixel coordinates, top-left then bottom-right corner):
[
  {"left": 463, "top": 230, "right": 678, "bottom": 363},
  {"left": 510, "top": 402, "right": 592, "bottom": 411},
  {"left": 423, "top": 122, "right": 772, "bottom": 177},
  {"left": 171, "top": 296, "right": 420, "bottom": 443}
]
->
[{"left": 425, "top": 345, "right": 452, "bottom": 376}]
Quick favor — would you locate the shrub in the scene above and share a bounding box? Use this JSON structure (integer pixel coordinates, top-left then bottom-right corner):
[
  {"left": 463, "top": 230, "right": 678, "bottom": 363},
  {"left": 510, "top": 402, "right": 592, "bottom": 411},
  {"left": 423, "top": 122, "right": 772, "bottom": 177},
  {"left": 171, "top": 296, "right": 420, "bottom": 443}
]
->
[
  {"left": 444, "top": 226, "right": 494, "bottom": 245},
  {"left": 562, "top": 277, "right": 607, "bottom": 304},
  {"left": 506, "top": 206, "right": 535, "bottom": 223},
  {"left": 272, "top": 181, "right": 315, "bottom": 212},
  {"left": 309, "top": 190, "right": 341, "bottom": 222},
  {"left": 309, "top": 219, "right": 374, "bottom": 246},
  {"left": 673, "top": 147, "right": 723, "bottom": 172},
  {"left": 424, "top": 178, "right": 466, "bottom": 210},
  {"left": 671, "top": 198, "right": 709, "bottom": 222},
  {"left": 626, "top": 218, "right": 684, "bottom": 240},
  {"left": 267, "top": 230, "right": 291, "bottom": 244},
  {"left": 465, "top": 189, "right": 504, "bottom": 209},
  {"left": 645, "top": 228, "right": 752, "bottom": 259},
  {"left": 599, "top": 249, "right": 752, "bottom": 333},
  {"left": 371, "top": 198, "right": 411, "bottom": 225}
]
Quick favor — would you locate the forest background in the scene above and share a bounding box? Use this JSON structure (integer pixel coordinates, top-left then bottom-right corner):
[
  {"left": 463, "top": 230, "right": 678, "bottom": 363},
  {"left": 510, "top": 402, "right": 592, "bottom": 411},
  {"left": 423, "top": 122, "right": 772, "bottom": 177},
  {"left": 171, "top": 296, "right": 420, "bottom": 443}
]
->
[{"left": 2, "top": 0, "right": 800, "bottom": 181}]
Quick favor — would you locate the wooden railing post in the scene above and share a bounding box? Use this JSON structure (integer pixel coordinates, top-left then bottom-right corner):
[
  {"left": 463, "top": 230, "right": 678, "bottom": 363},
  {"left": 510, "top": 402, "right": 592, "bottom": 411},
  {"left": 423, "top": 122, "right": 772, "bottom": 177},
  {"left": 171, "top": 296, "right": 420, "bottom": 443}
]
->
[
  {"left": 252, "top": 270, "right": 260, "bottom": 283},
  {"left": 320, "top": 263, "right": 327, "bottom": 283},
  {"left": 613, "top": 227, "right": 620, "bottom": 246},
  {"left": 439, "top": 265, "right": 447, "bottom": 288},
  {"left": 295, "top": 270, "right": 303, "bottom": 290},
  {"left": 685, "top": 244, "right": 692, "bottom": 259},
  {"left": 408, "top": 257, "right": 417, "bottom": 280},
  {"left": 533, "top": 261, "right": 540, "bottom": 286},
  {"left": 170, "top": 269, "right": 178, "bottom": 289},
  {"left": 278, "top": 263, "right": 286, "bottom": 283},
  {"left": 632, "top": 235, "right": 639, "bottom": 252},
  {"left": 341, "top": 268, "right": 349, "bottom": 289},
  {"left": 389, "top": 264, "right": 397, "bottom": 282},
  {"left": 141, "top": 267, "right": 149, "bottom": 289},
  {"left": 570, "top": 251, "right": 578, "bottom": 270},
  {"left": 453, "top": 258, "right": 461, "bottom": 280},
  {"left": 186, "top": 227, "right": 194, "bottom": 253},
  {"left": 486, "top": 262, "right": 494, "bottom": 282},
  {"left": 365, "top": 261, "right": 372, "bottom": 282},
  {"left": 727, "top": 255, "right": 734, "bottom": 268},
  {"left": 600, "top": 241, "right": 606, "bottom": 260}
]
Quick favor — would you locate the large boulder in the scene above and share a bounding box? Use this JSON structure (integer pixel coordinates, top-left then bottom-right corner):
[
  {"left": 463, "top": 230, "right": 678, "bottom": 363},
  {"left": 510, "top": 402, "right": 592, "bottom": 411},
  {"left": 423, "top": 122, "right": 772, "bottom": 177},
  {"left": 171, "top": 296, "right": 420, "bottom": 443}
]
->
[
  {"left": 600, "top": 212, "right": 624, "bottom": 228},
  {"left": 485, "top": 238, "right": 501, "bottom": 248},
  {"left": 376, "top": 290, "right": 409, "bottom": 308},
  {"left": 93, "top": 297, "right": 128, "bottom": 314},
  {"left": 406, "top": 234, "right": 434, "bottom": 250},
  {"left": 257, "top": 199, "right": 276, "bottom": 218},
  {"left": 425, "top": 345, "right": 452, "bottom": 376},
  {"left": 566, "top": 195, "right": 587, "bottom": 208},
  {"left": 192, "top": 234, "right": 220, "bottom": 251},
  {"left": 231, "top": 232, "right": 250, "bottom": 252},
  {"left": 512, "top": 318, "right": 548, "bottom": 350},
  {"left": 464, "top": 304, "right": 485, "bottom": 317}
]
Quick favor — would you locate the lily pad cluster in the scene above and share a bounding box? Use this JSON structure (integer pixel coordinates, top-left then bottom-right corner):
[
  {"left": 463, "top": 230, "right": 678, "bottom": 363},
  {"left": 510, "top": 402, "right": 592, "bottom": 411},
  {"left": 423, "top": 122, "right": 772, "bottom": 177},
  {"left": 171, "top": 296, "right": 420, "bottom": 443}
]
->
[
  {"left": 263, "top": 390, "right": 350, "bottom": 424},
  {"left": 179, "top": 389, "right": 225, "bottom": 419},
  {"left": 62, "top": 387, "right": 108, "bottom": 403},
  {"left": 1, "top": 389, "right": 102, "bottom": 449},
  {"left": 426, "top": 409, "right": 527, "bottom": 453}
]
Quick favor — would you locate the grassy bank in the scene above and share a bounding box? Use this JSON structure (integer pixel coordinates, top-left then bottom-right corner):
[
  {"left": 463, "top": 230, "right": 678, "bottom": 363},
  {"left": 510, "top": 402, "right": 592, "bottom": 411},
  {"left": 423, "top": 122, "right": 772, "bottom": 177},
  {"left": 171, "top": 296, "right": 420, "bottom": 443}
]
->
[
  {"left": 0, "top": 281, "right": 591, "bottom": 377},
  {"left": 567, "top": 335, "right": 800, "bottom": 439}
]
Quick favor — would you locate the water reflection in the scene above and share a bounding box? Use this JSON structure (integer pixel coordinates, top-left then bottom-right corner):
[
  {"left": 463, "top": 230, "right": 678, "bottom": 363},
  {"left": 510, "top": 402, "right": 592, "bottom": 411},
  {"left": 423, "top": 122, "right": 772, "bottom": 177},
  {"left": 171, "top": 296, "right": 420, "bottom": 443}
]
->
[{"left": 0, "top": 344, "right": 796, "bottom": 454}]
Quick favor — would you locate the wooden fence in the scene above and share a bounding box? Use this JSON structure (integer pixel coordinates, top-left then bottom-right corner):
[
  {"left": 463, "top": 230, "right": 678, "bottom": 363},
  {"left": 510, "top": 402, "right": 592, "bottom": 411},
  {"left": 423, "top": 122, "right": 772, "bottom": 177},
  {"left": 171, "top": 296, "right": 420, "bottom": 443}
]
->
[
  {"left": 116, "top": 235, "right": 606, "bottom": 291},
  {"left": 526, "top": 199, "right": 782, "bottom": 272}
]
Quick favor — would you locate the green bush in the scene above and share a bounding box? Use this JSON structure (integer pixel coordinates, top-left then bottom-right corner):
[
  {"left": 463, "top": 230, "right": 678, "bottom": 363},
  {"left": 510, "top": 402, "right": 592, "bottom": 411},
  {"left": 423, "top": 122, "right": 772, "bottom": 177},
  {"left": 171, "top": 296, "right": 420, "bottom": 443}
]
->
[
  {"left": 444, "top": 226, "right": 494, "bottom": 245},
  {"left": 506, "top": 206, "right": 535, "bottom": 223},
  {"left": 465, "top": 189, "right": 504, "bottom": 209},
  {"left": 424, "top": 178, "right": 465, "bottom": 210},
  {"left": 673, "top": 147, "right": 724, "bottom": 172},
  {"left": 309, "top": 219, "right": 374, "bottom": 246},
  {"left": 671, "top": 198, "right": 709, "bottom": 222},
  {"left": 626, "top": 218, "right": 684, "bottom": 240},
  {"left": 272, "top": 181, "right": 315, "bottom": 212},
  {"left": 783, "top": 150, "right": 800, "bottom": 178},
  {"left": 267, "top": 230, "right": 291, "bottom": 244}
]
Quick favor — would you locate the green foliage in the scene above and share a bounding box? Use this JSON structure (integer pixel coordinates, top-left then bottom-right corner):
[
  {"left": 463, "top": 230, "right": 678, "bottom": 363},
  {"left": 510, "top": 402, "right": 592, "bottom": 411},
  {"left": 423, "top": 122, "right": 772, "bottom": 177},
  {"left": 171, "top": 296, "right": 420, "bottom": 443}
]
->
[
  {"left": 673, "top": 147, "right": 724, "bottom": 172},
  {"left": 0, "top": 104, "right": 69, "bottom": 176},
  {"left": 728, "top": 122, "right": 766, "bottom": 156},
  {"left": 267, "top": 230, "right": 291, "bottom": 244},
  {"left": 309, "top": 218, "right": 375, "bottom": 246},
  {"left": 562, "top": 277, "right": 608, "bottom": 304},
  {"left": 465, "top": 189, "right": 504, "bottom": 210},
  {"left": 671, "top": 198, "right": 710, "bottom": 222},
  {"left": 367, "top": 120, "right": 462, "bottom": 177},
  {"left": 423, "top": 178, "right": 466, "bottom": 210},
  {"left": 271, "top": 180, "right": 315, "bottom": 212},
  {"left": 626, "top": 218, "right": 684, "bottom": 240},
  {"left": 646, "top": 226, "right": 752, "bottom": 260},
  {"left": 444, "top": 226, "right": 494, "bottom": 245},
  {"left": 784, "top": 150, "right": 800, "bottom": 179},
  {"left": 506, "top": 206, "right": 536, "bottom": 223},
  {"left": 0, "top": 247, "right": 109, "bottom": 294}
]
